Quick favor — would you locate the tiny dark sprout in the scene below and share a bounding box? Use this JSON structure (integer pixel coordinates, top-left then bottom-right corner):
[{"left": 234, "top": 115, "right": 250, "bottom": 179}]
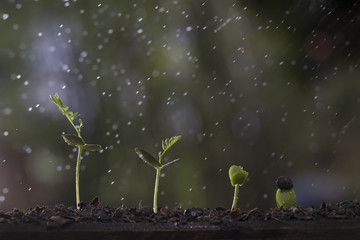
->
[{"left": 275, "top": 176, "right": 297, "bottom": 208}]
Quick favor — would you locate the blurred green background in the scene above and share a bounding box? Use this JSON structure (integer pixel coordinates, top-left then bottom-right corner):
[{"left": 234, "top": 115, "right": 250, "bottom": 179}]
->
[{"left": 0, "top": 0, "right": 360, "bottom": 211}]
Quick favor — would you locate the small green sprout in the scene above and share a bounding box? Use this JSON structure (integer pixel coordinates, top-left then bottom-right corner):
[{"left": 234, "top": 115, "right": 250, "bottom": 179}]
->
[
  {"left": 50, "top": 93, "right": 101, "bottom": 209},
  {"left": 275, "top": 176, "right": 297, "bottom": 208},
  {"left": 135, "top": 135, "right": 181, "bottom": 213},
  {"left": 228, "top": 165, "right": 248, "bottom": 211}
]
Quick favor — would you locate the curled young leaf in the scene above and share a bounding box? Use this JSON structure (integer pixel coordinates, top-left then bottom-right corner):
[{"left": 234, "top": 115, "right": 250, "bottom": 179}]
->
[
  {"left": 229, "top": 165, "right": 248, "bottom": 186},
  {"left": 61, "top": 134, "right": 85, "bottom": 147},
  {"left": 83, "top": 144, "right": 102, "bottom": 151},
  {"left": 135, "top": 147, "right": 162, "bottom": 169},
  {"left": 161, "top": 136, "right": 181, "bottom": 152},
  {"left": 50, "top": 94, "right": 64, "bottom": 108}
]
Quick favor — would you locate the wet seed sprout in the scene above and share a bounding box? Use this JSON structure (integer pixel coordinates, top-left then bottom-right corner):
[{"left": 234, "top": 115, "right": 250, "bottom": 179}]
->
[
  {"left": 275, "top": 176, "right": 297, "bottom": 208},
  {"left": 228, "top": 165, "right": 248, "bottom": 211},
  {"left": 134, "top": 136, "right": 181, "bottom": 213},
  {"left": 50, "top": 94, "right": 101, "bottom": 209}
]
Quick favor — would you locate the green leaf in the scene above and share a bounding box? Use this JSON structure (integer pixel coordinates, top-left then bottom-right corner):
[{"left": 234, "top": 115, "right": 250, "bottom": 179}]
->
[
  {"left": 229, "top": 165, "right": 248, "bottom": 186},
  {"left": 50, "top": 94, "right": 80, "bottom": 120},
  {"left": 61, "top": 134, "right": 85, "bottom": 147},
  {"left": 135, "top": 147, "right": 162, "bottom": 169},
  {"left": 276, "top": 188, "right": 297, "bottom": 208},
  {"left": 162, "top": 158, "right": 180, "bottom": 168},
  {"left": 162, "top": 135, "right": 181, "bottom": 152},
  {"left": 83, "top": 144, "right": 102, "bottom": 151},
  {"left": 50, "top": 94, "right": 62, "bottom": 107}
]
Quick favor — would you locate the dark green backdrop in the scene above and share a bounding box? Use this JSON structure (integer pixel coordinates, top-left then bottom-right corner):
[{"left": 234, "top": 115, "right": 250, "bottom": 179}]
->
[{"left": 0, "top": 0, "right": 359, "bottom": 211}]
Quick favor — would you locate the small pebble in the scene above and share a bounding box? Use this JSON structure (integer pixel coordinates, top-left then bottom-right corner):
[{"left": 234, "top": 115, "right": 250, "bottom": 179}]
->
[
  {"left": 141, "top": 206, "right": 153, "bottom": 215},
  {"left": 184, "top": 207, "right": 204, "bottom": 217},
  {"left": 160, "top": 207, "right": 169, "bottom": 216},
  {"left": 229, "top": 208, "right": 242, "bottom": 219}
]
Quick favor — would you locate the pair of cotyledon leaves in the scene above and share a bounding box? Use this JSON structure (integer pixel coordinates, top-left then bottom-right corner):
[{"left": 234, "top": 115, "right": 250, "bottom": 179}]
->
[
  {"left": 62, "top": 134, "right": 102, "bottom": 151},
  {"left": 229, "top": 165, "right": 248, "bottom": 186},
  {"left": 135, "top": 136, "right": 181, "bottom": 169}
]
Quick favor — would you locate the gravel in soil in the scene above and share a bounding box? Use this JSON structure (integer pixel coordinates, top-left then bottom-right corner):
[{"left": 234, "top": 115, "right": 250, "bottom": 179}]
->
[{"left": 0, "top": 198, "right": 360, "bottom": 230}]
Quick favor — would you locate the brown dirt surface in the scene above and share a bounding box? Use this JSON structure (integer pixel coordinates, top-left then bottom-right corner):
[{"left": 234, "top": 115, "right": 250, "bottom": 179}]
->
[
  {"left": 1, "top": 199, "right": 360, "bottom": 240},
  {"left": 0, "top": 198, "right": 359, "bottom": 229}
]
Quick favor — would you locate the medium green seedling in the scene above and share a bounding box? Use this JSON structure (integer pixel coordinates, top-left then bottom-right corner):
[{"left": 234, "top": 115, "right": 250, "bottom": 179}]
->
[
  {"left": 276, "top": 176, "right": 297, "bottom": 208},
  {"left": 228, "top": 165, "right": 248, "bottom": 211},
  {"left": 50, "top": 93, "right": 101, "bottom": 209},
  {"left": 134, "top": 136, "right": 181, "bottom": 213}
]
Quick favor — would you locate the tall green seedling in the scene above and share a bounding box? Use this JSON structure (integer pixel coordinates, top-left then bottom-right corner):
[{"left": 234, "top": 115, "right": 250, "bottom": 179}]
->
[
  {"left": 50, "top": 94, "right": 101, "bottom": 209},
  {"left": 135, "top": 136, "right": 181, "bottom": 213}
]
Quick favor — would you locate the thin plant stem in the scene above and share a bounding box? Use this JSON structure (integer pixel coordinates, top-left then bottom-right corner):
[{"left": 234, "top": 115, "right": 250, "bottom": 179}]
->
[
  {"left": 66, "top": 114, "right": 82, "bottom": 210},
  {"left": 153, "top": 168, "right": 161, "bottom": 213},
  {"left": 231, "top": 184, "right": 239, "bottom": 211},
  {"left": 75, "top": 146, "right": 83, "bottom": 209},
  {"left": 66, "top": 115, "right": 79, "bottom": 133}
]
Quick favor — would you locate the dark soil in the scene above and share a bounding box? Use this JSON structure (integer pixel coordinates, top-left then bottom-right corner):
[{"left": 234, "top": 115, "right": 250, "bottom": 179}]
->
[{"left": 1, "top": 198, "right": 360, "bottom": 239}]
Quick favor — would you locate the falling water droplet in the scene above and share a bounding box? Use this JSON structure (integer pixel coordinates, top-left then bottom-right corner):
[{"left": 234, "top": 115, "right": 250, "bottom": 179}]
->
[{"left": 2, "top": 13, "right": 9, "bottom": 20}]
